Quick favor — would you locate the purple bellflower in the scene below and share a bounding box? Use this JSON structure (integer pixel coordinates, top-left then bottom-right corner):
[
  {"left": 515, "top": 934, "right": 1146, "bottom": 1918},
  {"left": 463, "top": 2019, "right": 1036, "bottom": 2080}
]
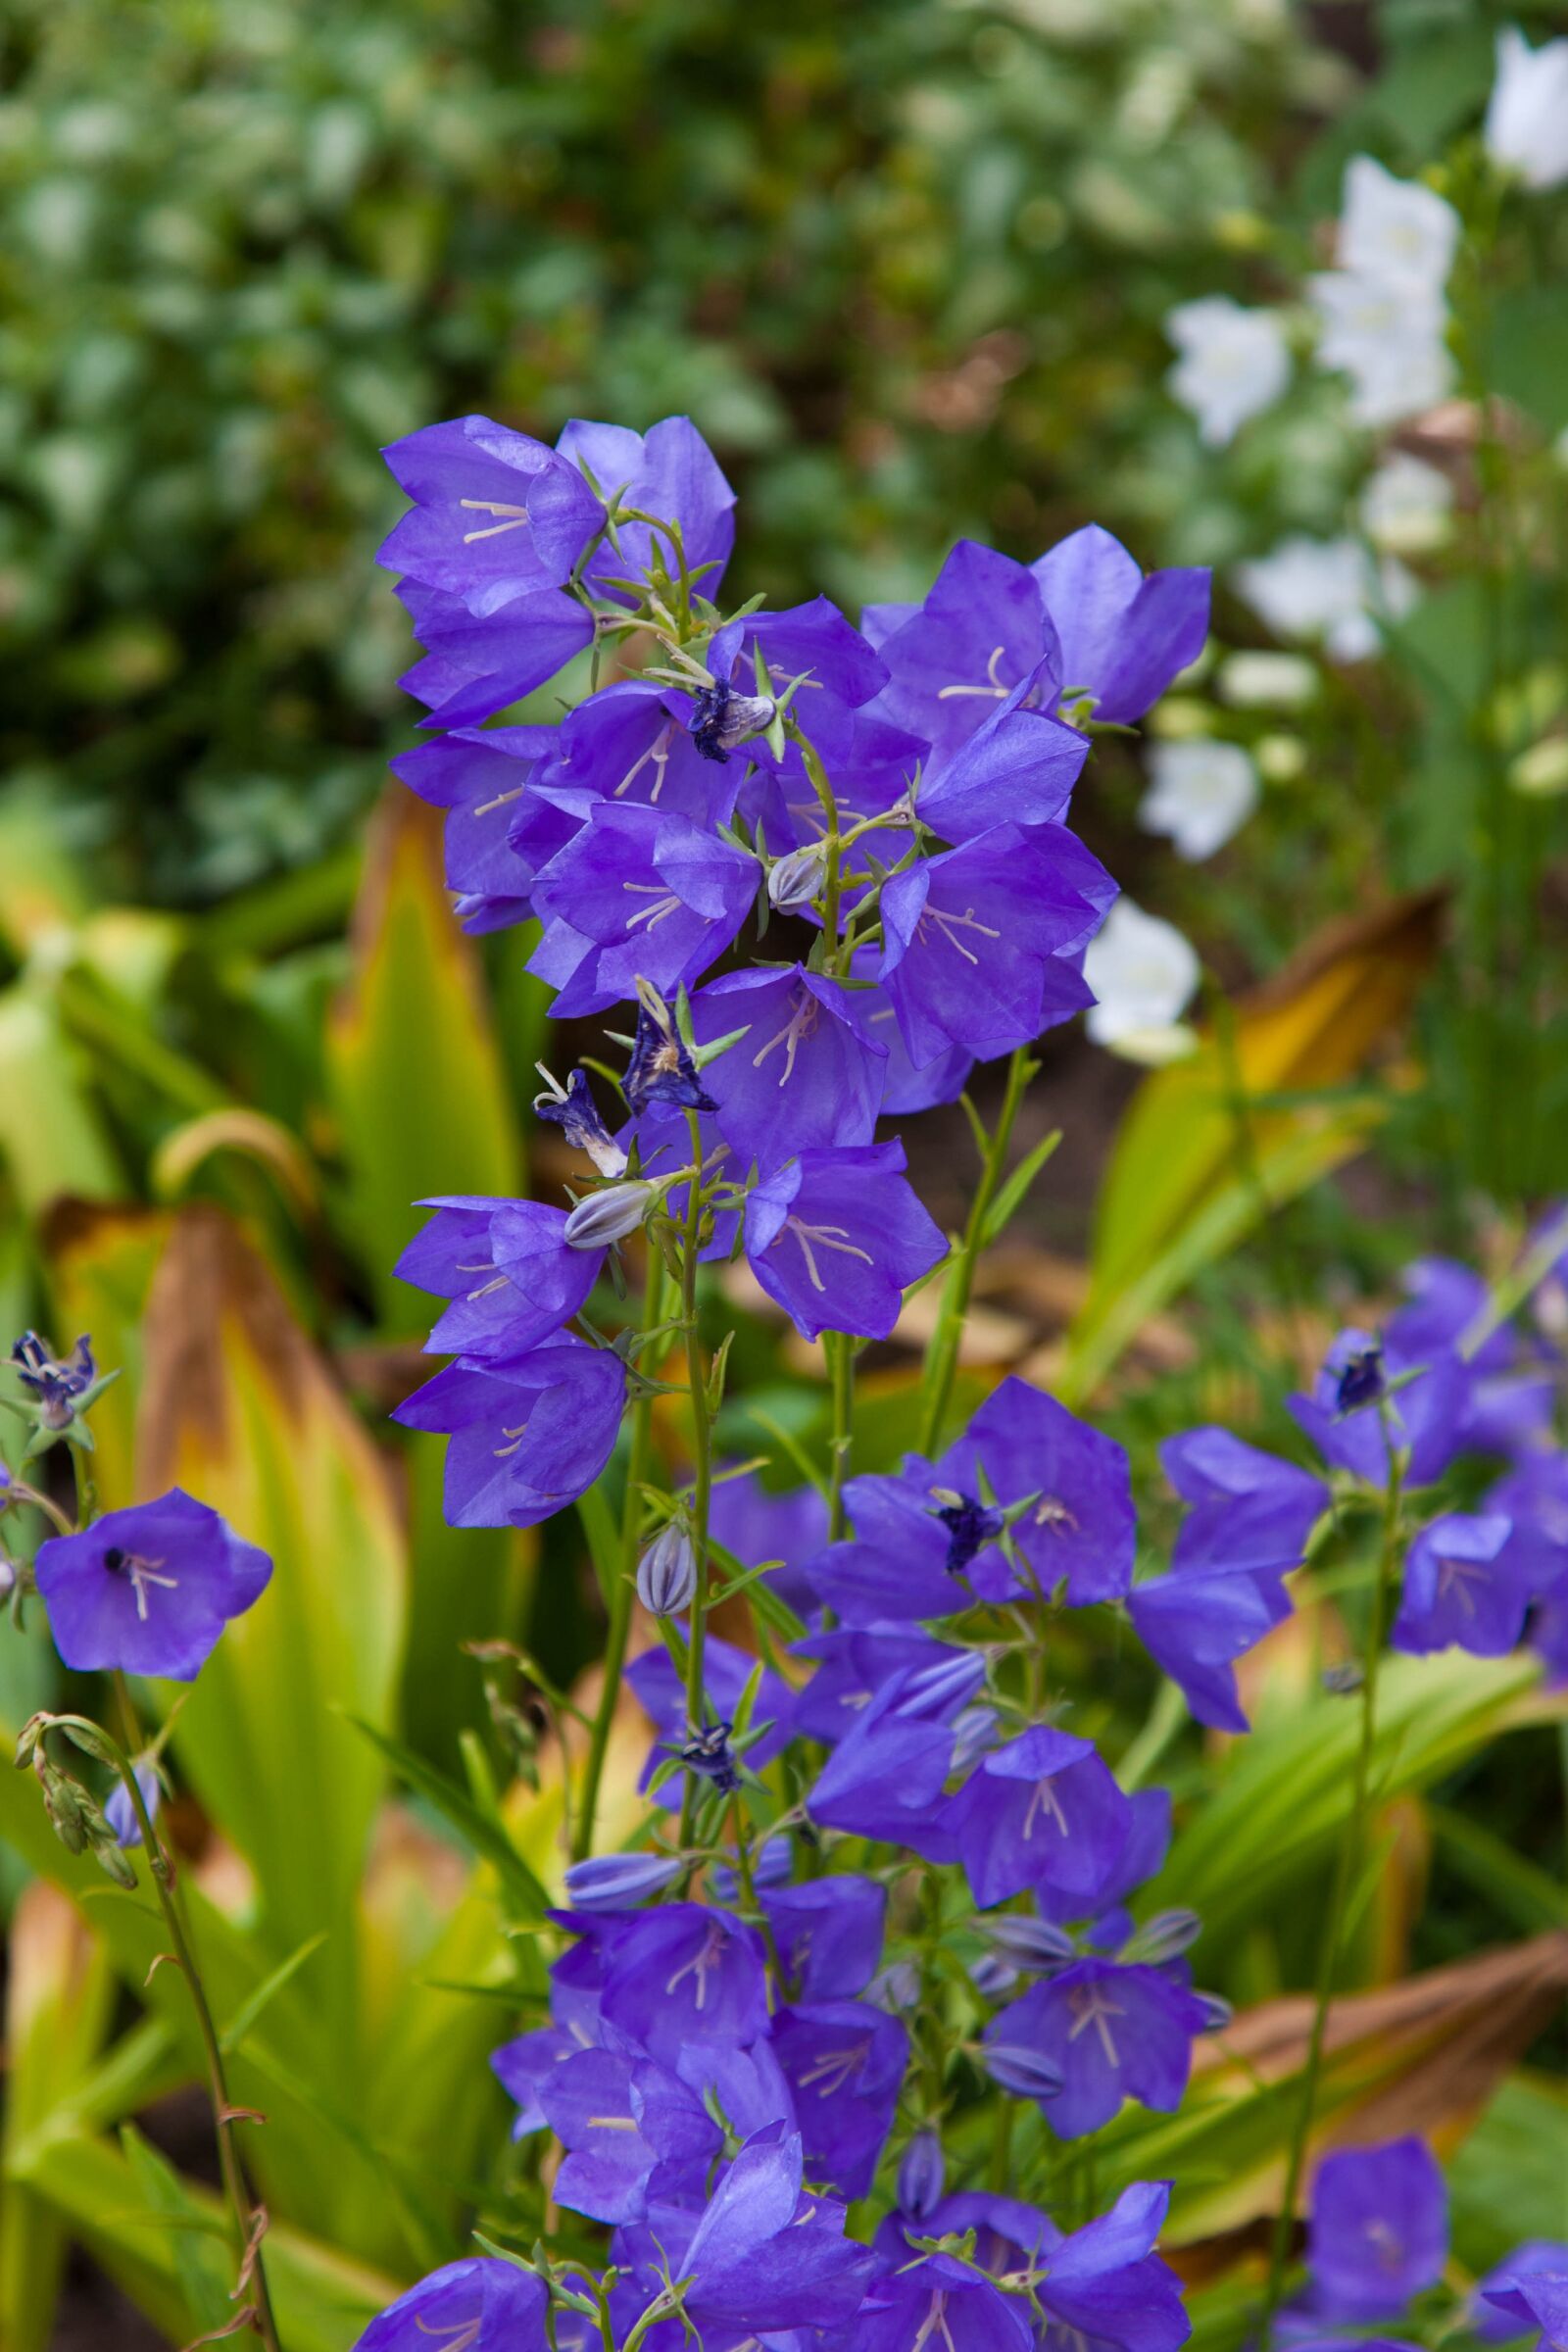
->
[
  {"left": 1032, "top": 524, "right": 1209, "bottom": 723},
  {"left": 915, "top": 681, "right": 1089, "bottom": 845},
  {"left": 872, "top": 539, "right": 1065, "bottom": 767},
  {"left": 378, "top": 416, "right": 605, "bottom": 609},
  {"left": 529, "top": 801, "right": 758, "bottom": 1017},
  {"left": 35, "top": 1492, "right": 271, "bottom": 1682},
  {"left": 545, "top": 676, "right": 740, "bottom": 826},
  {"left": 391, "top": 725, "right": 557, "bottom": 934},
  {"left": 792, "top": 1622, "right": 985, "bottom": 1740},
  {"left": 704, "top": 599, "right": 889, "bottom": 766},
  {"left": 627, "top": 1632, "right": 795, "bottom": 1797},
  {"left": 104, "top": 1759, "right": 162, "bottom": 1850},
  {"left": 687, "top": 965, "right": 888, "bottom": 1172},
  {"left": 1391, "top": 1512, "right": 1524, "bottom": 1657},
  {"left": 744, "top": 1141, "right": 946, "bottom": 1342},
  {"left": 707, "top": 1469, "right": 829, "bottom": 1619},
  {"left": 858, "top": 2255, "right": 1035, "bottom": 2352},
  {"left": 808, "top": 1674, "right": 959, "bottom": 1858},
  {"left": 945, "top": 1377, "right": 1139, "bottom": 1606},
  {"left": 1390, "top": 1257, "right": 1554, "bottom": 1459},
  {"left": 394, "top": 579, "right": 593, "bottom": 729},
  {"left": 352, "top": 2257, "right": 550, "bottom": 2352},
  {"left": 391, "top": 1340, "right": 626, "bottom": 1528},
  {"left": 595, "top": 1904, "right": 770, "bottom": 2064},
  {"left": 986, "top": 1957, "right": 1211, "bottom": 2136},
  {"left": 877, "top": 824, "right": 1105, "bottom": 1068},
  {"left": 1306, "top": 2137, "right": 1447, "bottom": 2321},
  {"left": 539, "top": 2042, "right": 719, "bottom": 2223},
  {"left": 1478, "top": 2248, "right": 1568, "bottom": 2349},
  {"left": 762, "top": 1874, "right": 888, "bottom": 2000},
  {"left": 394, "top": 1196, "right": 603, "bottom": 1359},
  {"left": 1037, "top": 1785, "right": 1173, "bottom": 1942},
  {"left": 1290, "top": 1329, "right": 1468, "bottom": 1489},
  {"left": 945, "top": 1725, "right": 1134, "bottom": 1910},
  {"left": 556, "top": 416, "right": 736, "bottom": 607},
  {"left": 770, "top": 1996, "right": 910, "bottom": 2197}
]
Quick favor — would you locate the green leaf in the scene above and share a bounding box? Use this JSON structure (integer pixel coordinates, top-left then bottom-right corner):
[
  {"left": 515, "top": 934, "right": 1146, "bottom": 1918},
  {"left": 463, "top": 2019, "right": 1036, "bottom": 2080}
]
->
[
  {"left": 349, "top": 1716, "right": 551, "bottom": 1929},
  {"left": 0, "top": 984, "right": 122, "bottom": 1215},
  {"left": 220, "top": 1932, "right": 331, "bottom": 2057},
  {"left": 980, "top": 1128, "right": 1061, "bottom": 1246}
]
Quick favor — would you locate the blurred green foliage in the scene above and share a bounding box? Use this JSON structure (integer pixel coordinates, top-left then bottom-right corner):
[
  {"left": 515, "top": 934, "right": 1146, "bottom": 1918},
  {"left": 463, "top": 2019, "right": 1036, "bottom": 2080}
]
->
[{"left": 1, "top": 0, "right": 1342, "bottom": 900}]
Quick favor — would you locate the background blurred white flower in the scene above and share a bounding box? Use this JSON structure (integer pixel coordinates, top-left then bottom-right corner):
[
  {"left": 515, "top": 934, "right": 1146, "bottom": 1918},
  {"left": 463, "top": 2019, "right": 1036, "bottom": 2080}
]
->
[
  {"left": 1234, "top": 533, "right": 1417, "bottom": 662},
  {"left": 1139, "top": 739, "right": 1259, "bottom": 860},
  {"left": 1166, "top": 296, "right": 1292, "bottom": 447},
  {"left": 1359, "top": 453, "right": 1454, "bottom": 553},
  {"left": 1336, "top": 155, "right": 1460, "bottom": 291},
  {"left": 1485, "top": 27, "right": 1568, "bottom": 190},
  {"left": 1084, "top": 898, "right": 1201, "bottom": 1061}
]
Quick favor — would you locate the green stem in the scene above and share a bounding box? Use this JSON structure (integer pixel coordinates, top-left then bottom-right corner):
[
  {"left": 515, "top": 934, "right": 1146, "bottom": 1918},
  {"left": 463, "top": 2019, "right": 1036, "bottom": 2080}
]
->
[
  {"left": 917, "top": 1047, "right": 1034, "bottom": 1454},
  {"left": 574, "top": 1246, "right": 664, "bottom": 1864},
  {"left": 678, "top": 1120, "right": 717, "bottom": 1851},
  {"left": 1258, "top": 1450, "right": 1404, "bottom": 2341},
  {"left": 826, "top": 1332, "right": 855, "bottom": 1542},
  {"left": 111, "top": 1675, "right": 283, "bottom": 2352}
]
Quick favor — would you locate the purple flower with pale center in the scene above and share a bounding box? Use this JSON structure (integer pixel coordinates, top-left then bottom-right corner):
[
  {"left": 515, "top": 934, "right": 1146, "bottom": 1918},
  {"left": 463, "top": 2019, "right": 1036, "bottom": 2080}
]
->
[
  {"left": 35, "top": 1492, "right": 271, "bottom": 1683},
  {"left": 707, "top": 1470, "right": 829, "bottom": 1619},
  {"left": 872, "top": 539, "right": 1064, "bottom": 768},
  {"left": 945, "top": 1377, "right": 1138, "bottom": 1606},
  {"left": 744, "top": 1141, "right": 946, "bottom": 1342},
  {"left": 352, "top": 2256, "right": 550, "bottom": 2352},
  {"left": 596, "top": 1903, "right": 770, "bottom": 2065},
  {"left": 379, "top": 415, "right": 606, "bottom": 610},
  {"left": 395, "top": 579, "right": 594, "bottom": 729},
  {"left": 762, "top": 1874, "right": 888, "bottom": 2000},
  {"left": 855, "top": 2255, "right": 1035, "bottom": 2352},
  {"left": 1290, "top": 1329, "right": 1468, "bottom": 1489},
  {"left": 916, "top": 680, "right": 1089, "bottom": 846},
  {"left": 945, "top": 1725, "right": 1134, "bottom": 1910},
  {"left": 741, "top": 711, "right": 923, "bottom": 858},
  {"left": 1036, "top": 1786, "right": 1174, "bottom": 1946},
  {"left": 1032, "top": 524, "right": 1209, "bottom": 723},
  {"left": 985, "top": 1958, "right": 1210, "bottom": 2136},
  {"left": 1477, "top": 2247, "right": 1568, "bottom": 2348},
  {"left": 529, "top": 801, "right": 758, "bottom": 1018},
  {"left": 613, "top": 2125, "right": 872, "bottom": 2338},
  {"left": 878, "top": 824, "right": 1105, "bottom": 1068},
  {"left": 704, "top": 599, "right": 888, "bottom": 767},
  {"left": 801, "top": 1467, "right": 1010, "bottom": 1625},
  {"left": 540, "top": 2042, "right": 720, "bottom": 2223},
  {"left": 391, "top": 724, "right": 558, "bottom": 934},
  {"left": 770, "top": 1996, "right": 909, "bottom": 2197},
  {"left": 391, "top": 1340, "right": 626, "bottom": 1528},
  {"left": 1035, "top": 2180, "right": 1191, "bottom": 2352},
  {"left": 688, "top": 965, "right": 888, "bottom": 1173},
  {"left": 394, "top": 1196, "right": 603, "bottom": 1359},
  {"left": 1391, "top": 1511, "right": 1523, "bottom": 1657},
  {"left": 546, "top": 676, "right": 737, "bottom": 825},
  {"left": 1306, "top": 2137, "right": 1447, "bottom": 2321},
  {"left": 556, "top": 416, "right": 736, "bottom": 608}
]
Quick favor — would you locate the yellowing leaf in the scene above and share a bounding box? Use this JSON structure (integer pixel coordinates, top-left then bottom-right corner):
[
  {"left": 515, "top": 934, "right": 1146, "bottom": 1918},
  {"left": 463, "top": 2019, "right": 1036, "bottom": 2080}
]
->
[
  {"left": 44, "top": 1201, "right": 172, "bottom": 1511},
  {"left": 326, "top": 791, "right": 521, "bottom": 1334}
]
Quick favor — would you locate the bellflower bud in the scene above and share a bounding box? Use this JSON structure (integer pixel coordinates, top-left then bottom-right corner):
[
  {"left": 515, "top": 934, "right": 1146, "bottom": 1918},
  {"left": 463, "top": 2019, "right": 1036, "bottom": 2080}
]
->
[
  {"left": 1197, "top": 1990, "right": 1233, "bottom": 2032},
  {"left": 690, "top": 679, "right": 777, "bottom": 764},
  {"left": 636, "top": 1523, "right": 699, "bottom": 1617},
  {"left": 563, "top": 1851, "right": 682, "bottom": 1911},
  {"left": 564, "top": 1181, "right": 656, "bottom": 1250},
  {"left": 897, "top": 2130, "right": 947, "bottom": 2223},
  {"left": 970, "top": 1952, "right": 1020, "bottom": 1999},
  {"left": 767, "top": 843, "right": 826, "bottom": 912},
  {"left": 867, "top": 1959, "right": 921, "bottom": 2013},
  {"left": 105, "top": 1760, "right": 163, "bottom": 1851},
  {"left": 1124, "top": 1908, "right": 1203, "bottom": 1965},
  {"left": 983, "top": 2041, "right": 1065, "bottom": 2102},
  {"left": 980, "top": 1915, "right": 1080, "bottom": 1972}
]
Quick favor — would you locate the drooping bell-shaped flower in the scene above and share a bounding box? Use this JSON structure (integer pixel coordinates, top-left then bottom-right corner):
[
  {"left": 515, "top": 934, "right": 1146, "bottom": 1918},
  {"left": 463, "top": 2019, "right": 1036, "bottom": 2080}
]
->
[
  {"left": 392, "top": 1340, "right": 626, "bottom": 1529},
  {"left": 35, "top": 1492, "right": 271, "bottom": 1683},
  {"left": 770, "top": 1996, "right": 909, "bottom": 2198},
  {"left": 744, "top": 1141, "right": 946, "bottom": 1342},
  {"left": 808, "top": 1675, "right": 959, "bottom": 1859},
  {"left": 353, "top": 2257, "right": 550, "bottom": 2351},
  {"left": 688, "top": 964, "right": 888, "bottom": 1173},
  {"left": 556, "top": 416, "right": 737, "bottom": 607},
  {"left": 854, "top": 2255, "right": 1035, "bottom": 2352},
  {"left": 878, "top": 822, "right": 1105, "bottom": 1068},
  {"left": 1306, "top": 2137, "right": 1448, "bottom": 2322},
  {"left": 529, "top": 801, "right": 758, "bottom": 1018},
  {"left": 944, "top": 1725, "right": 1134, "bottom": 1910},
  {"left": 379, "top": 415, "right": 606, "bottom": 610},
  {"left": 985, "top": 1957, "right": 1211, "bottom": 2136},
  {"left": 1031, "top": 523, "right": 1210, "bottom": 725}
]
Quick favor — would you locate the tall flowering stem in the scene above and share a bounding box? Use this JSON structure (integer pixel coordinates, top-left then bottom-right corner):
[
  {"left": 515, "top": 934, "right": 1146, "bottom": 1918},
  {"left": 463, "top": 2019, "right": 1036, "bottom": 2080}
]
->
[
  {"left": 97, "top": 1682, "right": 283, "bottom": 2352},
  {"left": 1259, "top": 1445, "right": 1405, "bottom": 2339},
  {"left": 677, "top": 1110, "right": 718, "bottom": 1852},
  {"left": 917, "top": 1046, "right": 1037, "bottom": 1453},
  {"left": 573, "top": 1243, "right": 664, "bottom": 1864}
]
